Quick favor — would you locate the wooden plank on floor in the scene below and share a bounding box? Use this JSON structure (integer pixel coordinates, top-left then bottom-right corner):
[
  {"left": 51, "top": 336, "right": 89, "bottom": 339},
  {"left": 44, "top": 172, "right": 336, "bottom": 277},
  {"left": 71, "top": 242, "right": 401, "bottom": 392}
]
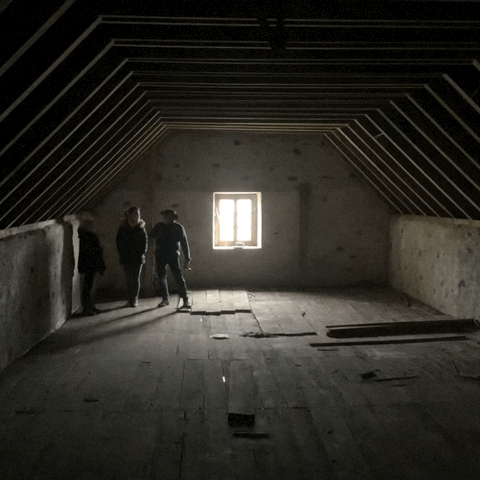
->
[
  {"left": 190, "top": 290, "right": 207, "bottom": 314},
  {"left": 249, "top": 301, "right": 283, "bottom": 335},
  {"left": 180, "top": 408, "right": 209, "bottom": 479},
  {"left": 228, "top": 360, "right": 256, "bottom": 426},
  {"left": 232, "top": 289, "right": 251, "bottom": 312},
  {"left": 206, "top": 289, "right": 222, "bottom": 315},
  {"left": 284, "top": 407, "right": 337, "bottom": 480},
  {"left": 251, "top": 357, "right": 287, "bottom": 409},
  {"left": 326, "top": 318, "right": 478, "bottom": 337},
  {"left": 148, "top": 409, "right": 184, "bottom": 480},
  {"left": 180, "top": 359, "right": 204, "bottom": 410},
  {"left": 219, "top": 289, "right": 236, "bottom": 314},
  {"left": 204, "top": 359, "right": 228, "bottom": 412},
  {"left": 299, "top": 358, "right": 375, "bottom": 480},
  {"left": 155, "top": 359, "right": 184, "bottom": 409},
  {"left": 273, "top": 296, "right": 318, "bottom": 335}
]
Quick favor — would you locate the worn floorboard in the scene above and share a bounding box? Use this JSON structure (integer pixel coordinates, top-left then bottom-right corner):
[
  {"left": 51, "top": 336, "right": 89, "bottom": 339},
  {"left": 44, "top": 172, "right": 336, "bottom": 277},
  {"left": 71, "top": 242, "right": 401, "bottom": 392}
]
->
[{"left": 1, "top": 287, "right": 480, "bottom": 479}]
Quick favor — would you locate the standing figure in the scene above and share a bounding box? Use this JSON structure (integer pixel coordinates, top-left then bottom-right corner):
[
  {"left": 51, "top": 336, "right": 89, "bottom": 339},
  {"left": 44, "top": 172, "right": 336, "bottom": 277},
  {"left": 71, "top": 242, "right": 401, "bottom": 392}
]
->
[
  {"left": 77, "top": 219, "right": 106, "bottom": 316},
  {"left": 116, "top": 206, "right": 148, "bottom": 307},
  {"left": 150, "top": 209, "right": 191, "bottom": 309}
]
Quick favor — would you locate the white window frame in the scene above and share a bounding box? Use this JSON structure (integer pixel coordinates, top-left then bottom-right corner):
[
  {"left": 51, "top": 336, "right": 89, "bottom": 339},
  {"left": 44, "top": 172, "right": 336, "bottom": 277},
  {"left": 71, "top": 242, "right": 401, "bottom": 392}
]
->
[{"left": 213, "top": 192, "right": 262, "bottom": 249}]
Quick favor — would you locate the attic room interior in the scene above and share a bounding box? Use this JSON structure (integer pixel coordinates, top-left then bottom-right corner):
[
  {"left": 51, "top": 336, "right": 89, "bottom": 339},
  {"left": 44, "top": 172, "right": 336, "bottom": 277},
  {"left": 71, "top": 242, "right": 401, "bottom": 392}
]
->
[{"left": 2, "top": 0, "right": 480, "bottom": 478}]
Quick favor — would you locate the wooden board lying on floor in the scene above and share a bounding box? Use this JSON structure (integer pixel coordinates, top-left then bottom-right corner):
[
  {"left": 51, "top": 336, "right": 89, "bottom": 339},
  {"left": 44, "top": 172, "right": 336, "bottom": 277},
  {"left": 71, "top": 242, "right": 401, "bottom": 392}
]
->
[
  {"left": 326, "top": 319, "right": 478, "bottom": 338},
  {"left": 249, "top": 295, "right": 317, "bottom": 335},
  {"left": 228, "top": 360, "right": 256, "bottom": 427},
  {"left": 190, "top": 289, "right": 251, "bottom": 315},
  {"left": 310, "top": 334, "right": 467, "bottom": 347}
]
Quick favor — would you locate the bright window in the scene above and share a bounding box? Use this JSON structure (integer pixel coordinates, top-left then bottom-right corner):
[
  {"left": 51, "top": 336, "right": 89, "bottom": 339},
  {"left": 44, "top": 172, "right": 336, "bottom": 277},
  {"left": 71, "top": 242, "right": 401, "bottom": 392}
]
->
[{"left": 213, "top": 192, "right": 261, "bottom": 248}]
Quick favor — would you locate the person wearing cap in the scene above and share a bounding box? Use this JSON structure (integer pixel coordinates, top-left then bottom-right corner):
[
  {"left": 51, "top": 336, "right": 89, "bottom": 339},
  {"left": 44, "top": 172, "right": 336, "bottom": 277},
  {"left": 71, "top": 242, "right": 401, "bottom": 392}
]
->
[
  {"left": 116, "top": 206, "right": 148, "bottom": 307},
  {"left": 149, "top": 209, "right": 191, "bottom": 308}
]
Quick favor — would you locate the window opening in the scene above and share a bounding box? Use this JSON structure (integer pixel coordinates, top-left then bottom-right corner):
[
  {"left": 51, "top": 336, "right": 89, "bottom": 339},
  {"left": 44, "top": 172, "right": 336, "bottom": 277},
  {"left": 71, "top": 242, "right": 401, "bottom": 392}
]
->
[{"left": 214, "top": 192, "right": 261, "bottom": 248}]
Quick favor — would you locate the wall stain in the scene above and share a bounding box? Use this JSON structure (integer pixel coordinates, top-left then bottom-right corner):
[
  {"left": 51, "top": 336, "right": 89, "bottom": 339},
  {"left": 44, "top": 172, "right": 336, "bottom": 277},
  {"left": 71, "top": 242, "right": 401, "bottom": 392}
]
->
[
  {"left": 293, "top": 148, "right": 301, "bottom": 155},
  {"left": 336, "top": 246, "right": 344, "bottom": 252},
  {"left": 458, "top": 279, "right": 466, "bottom": 288},
  {"left": 234, "top": 140, "right": 241, "bottom": 146},
  {"left": 212, "top": 163, "right": 221, "bottom": 169},
  {"left": 287, "top": 176, "right": 298, "bottom": 182}
]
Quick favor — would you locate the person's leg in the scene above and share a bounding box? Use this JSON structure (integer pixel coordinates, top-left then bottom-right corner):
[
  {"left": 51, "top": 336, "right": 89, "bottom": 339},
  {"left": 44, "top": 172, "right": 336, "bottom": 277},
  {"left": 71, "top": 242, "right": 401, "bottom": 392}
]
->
[
  {"left": 168, "top": 256, "right": 189, "bottom": 305},
  {"left": 81, "top": 270, "right": 96, "bottom": 314},
  {"left": 156, "top": 259, "right": 170, "bottom": 306},
  {"left": 123, "top": 264, "right": 140, "bottom": 306},
  {"left": 130, "top": 263, "right": 143, "bottom": 306}
]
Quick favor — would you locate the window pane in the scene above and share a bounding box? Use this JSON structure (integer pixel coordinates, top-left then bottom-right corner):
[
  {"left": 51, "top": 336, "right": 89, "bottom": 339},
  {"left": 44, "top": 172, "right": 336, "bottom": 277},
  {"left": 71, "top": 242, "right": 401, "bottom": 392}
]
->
[
  {"left": 218, "top": 199, "right": 234, "bottom": 241},
  {"left": 236, "top": 199, "right": 252, "bottom": 242}
]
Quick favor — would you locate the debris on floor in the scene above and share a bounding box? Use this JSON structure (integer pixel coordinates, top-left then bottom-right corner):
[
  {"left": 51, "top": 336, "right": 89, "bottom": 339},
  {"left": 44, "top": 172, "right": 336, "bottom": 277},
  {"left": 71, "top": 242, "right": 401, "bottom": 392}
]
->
[
  {"left": 241, "top": 331, "right": 317, "bottom": 338},
  {"left": 232, "top": 431, "right": 269, "bottom": 439},
  {"left": 210, "top": 333, "right": 229, "bottom": 339}
]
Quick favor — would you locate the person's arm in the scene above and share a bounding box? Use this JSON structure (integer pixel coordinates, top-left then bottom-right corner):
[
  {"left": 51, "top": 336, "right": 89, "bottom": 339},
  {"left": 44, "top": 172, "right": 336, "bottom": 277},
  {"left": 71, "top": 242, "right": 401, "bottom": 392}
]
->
[
  {"left": 115, "top": 226, "right": 122, "bottom": 252},
  {"left": 179, "top": 225, "right": 191, "bottom": 268},
  {"left": 141, "top": 225, "right": 148, "bottom": 254}
]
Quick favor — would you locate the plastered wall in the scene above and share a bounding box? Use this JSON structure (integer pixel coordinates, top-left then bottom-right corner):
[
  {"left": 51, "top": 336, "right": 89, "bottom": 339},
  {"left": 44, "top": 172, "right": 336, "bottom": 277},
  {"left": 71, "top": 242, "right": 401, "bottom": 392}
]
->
[
  {"left": 0, "top": 219, "right": 79, "bottom": 371},
  {"left": 390, "top": 215, "right": 480, "bottom": 318},
  {"left": 93, "top": 130, "right": 392, "bottom": 297}
]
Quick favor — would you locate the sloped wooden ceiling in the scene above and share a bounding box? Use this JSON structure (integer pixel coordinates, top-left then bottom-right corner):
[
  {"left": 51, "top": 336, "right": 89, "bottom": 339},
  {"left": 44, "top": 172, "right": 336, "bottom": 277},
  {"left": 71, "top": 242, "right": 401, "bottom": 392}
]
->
[{"left": 1, "top": 0, "right": 480, "bottom": 228}]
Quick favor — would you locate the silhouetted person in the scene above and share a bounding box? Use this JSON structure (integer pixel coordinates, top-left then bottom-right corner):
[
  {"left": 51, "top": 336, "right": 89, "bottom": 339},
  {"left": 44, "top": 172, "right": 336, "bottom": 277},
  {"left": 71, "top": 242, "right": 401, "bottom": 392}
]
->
[
  {"left": 150, "top": 209, "right": 191, "bottom": 309},
  {"left": 116, "top": 206, "right": 148, "bottom": 307},
  {"left": 77, "top": 219, "right": 106, "bottom": 316}
]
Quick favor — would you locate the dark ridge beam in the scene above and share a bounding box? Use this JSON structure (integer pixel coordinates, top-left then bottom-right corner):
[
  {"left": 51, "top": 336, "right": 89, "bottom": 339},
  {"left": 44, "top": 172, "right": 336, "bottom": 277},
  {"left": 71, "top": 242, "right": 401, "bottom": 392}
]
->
[
  {"left": 114, "top": 46, "right": 473, "bottom": 68},
  {"left": 96, "top": 0, "right": 480, "bottom": 21},
  {"left": 129, "top": 65, "right": 444, "bottom": 82},
  {"left": 131, "top": 65, "right": 442, "bottom": 83},
  {"left": 112, "top": 41, "right": 478, "bottom": 63},
  {"left": 165, "top": 123, "right": 346, "bottom": 133}
]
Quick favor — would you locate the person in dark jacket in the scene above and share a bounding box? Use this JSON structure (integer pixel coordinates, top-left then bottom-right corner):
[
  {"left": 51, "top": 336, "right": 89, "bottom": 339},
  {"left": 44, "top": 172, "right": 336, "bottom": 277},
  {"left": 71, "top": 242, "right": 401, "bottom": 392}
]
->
[
  {"left": 116, "top": 206, "right": 148, "bottom": 307},
  {"left": 149, "top": 209, "right": 191, "bottom": 309},
  {"left": 78, "top": 219, "right": 106, "bottom": 316}
]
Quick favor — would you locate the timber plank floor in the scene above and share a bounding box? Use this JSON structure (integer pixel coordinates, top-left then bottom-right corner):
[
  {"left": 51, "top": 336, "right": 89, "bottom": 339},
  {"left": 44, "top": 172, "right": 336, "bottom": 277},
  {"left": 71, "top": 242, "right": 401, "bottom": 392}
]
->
[{"left": 1, "top": 286, "right": 480, "bottom": 479}]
